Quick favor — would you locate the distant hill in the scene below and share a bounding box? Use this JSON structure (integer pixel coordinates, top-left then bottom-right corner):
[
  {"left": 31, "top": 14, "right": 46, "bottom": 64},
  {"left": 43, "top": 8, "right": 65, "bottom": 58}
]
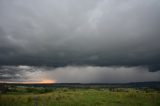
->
[{"left": 1, "top": 81, "right": 160, "bottom": 89}]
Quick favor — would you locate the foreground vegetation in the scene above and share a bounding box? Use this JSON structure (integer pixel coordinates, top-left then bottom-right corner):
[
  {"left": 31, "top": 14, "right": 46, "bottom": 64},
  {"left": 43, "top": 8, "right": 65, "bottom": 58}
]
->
[{"left": 0, "top": 87, "right": 160, "bottom": 106}]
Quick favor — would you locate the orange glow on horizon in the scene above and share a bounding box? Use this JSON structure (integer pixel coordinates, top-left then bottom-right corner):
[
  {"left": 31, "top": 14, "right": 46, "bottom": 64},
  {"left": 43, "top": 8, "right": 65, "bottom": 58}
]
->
[
  {"left": 2, "top": 79, "right": 56, "bottom": 84},
  {"left": 39, "top": 79, "right": 56, "bottom": 84}
]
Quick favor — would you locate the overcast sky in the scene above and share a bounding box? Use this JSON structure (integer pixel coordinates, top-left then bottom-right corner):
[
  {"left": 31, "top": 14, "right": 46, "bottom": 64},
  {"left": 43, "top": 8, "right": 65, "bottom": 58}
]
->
[{"left": 0, "top": 0, "right": 160, "bottom": 83}]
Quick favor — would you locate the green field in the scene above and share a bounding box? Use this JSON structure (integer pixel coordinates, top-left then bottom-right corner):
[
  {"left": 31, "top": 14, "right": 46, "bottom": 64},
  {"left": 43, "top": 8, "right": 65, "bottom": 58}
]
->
[{"left": 0, "top": 88, "right": 160, "bottom": 106}]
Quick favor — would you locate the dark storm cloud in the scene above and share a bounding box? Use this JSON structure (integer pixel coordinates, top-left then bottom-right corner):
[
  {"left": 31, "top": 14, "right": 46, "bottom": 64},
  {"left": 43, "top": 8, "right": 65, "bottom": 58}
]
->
[{"left": 0, "top": 0, "right": 160, "bottom": 71}]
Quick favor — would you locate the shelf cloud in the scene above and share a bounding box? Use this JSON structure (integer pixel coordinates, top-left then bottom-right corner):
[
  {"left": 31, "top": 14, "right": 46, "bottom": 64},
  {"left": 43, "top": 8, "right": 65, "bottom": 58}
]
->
[{"left": 0, "top": 0, "right": 160, "bottom": 82}]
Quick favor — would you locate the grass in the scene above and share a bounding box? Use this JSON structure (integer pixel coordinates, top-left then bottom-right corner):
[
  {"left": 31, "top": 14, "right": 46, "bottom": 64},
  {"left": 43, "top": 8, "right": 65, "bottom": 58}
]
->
[{"left": 0, "top": 88, "right": 160, "bottom": 106}]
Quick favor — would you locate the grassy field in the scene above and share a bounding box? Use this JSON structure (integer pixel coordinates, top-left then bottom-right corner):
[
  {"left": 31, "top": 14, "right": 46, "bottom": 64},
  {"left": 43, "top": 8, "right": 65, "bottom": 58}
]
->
[{"left": 0, "top": 88, "right": 160, "bottom": 106}]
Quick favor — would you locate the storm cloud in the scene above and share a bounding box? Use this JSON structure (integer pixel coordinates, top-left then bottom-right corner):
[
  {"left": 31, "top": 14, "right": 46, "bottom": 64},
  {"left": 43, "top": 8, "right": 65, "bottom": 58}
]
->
[
  {"left": 1, "top": 65, "right": 160, "bottom": 83},
  {"left": 0, "top": 0, "right": 160, "bottom": 70},
  {"left": 0, "top": 0, "right": 160, "bottom": 82}
]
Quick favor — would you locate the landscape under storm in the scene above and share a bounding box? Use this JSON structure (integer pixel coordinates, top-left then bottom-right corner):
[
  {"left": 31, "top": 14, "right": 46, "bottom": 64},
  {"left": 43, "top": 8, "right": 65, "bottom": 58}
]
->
[{"left": 0, "top": 0, "right": 160, "bottom": 106}]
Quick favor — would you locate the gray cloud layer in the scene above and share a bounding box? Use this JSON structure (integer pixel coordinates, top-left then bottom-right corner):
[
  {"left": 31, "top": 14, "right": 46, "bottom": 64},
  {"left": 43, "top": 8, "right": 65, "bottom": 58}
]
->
[
  {"left": 0, "top": 65, "right": 160, "bottom": 83},
  {"left": 0, "top": 0, "right": 160, "bottom": 71}
]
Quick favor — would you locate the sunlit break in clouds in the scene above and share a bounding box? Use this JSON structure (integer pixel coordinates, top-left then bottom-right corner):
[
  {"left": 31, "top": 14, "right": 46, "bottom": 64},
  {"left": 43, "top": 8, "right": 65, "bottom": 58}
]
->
[{"left": 0, "top": 0, "right": 160, "bottom": 83}]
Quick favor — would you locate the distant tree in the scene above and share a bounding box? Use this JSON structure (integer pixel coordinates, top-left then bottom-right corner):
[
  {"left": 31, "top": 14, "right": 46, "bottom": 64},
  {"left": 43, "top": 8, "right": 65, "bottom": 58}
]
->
[{"left": 0, "top": 83, "right": 9, "bottom": 93}]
